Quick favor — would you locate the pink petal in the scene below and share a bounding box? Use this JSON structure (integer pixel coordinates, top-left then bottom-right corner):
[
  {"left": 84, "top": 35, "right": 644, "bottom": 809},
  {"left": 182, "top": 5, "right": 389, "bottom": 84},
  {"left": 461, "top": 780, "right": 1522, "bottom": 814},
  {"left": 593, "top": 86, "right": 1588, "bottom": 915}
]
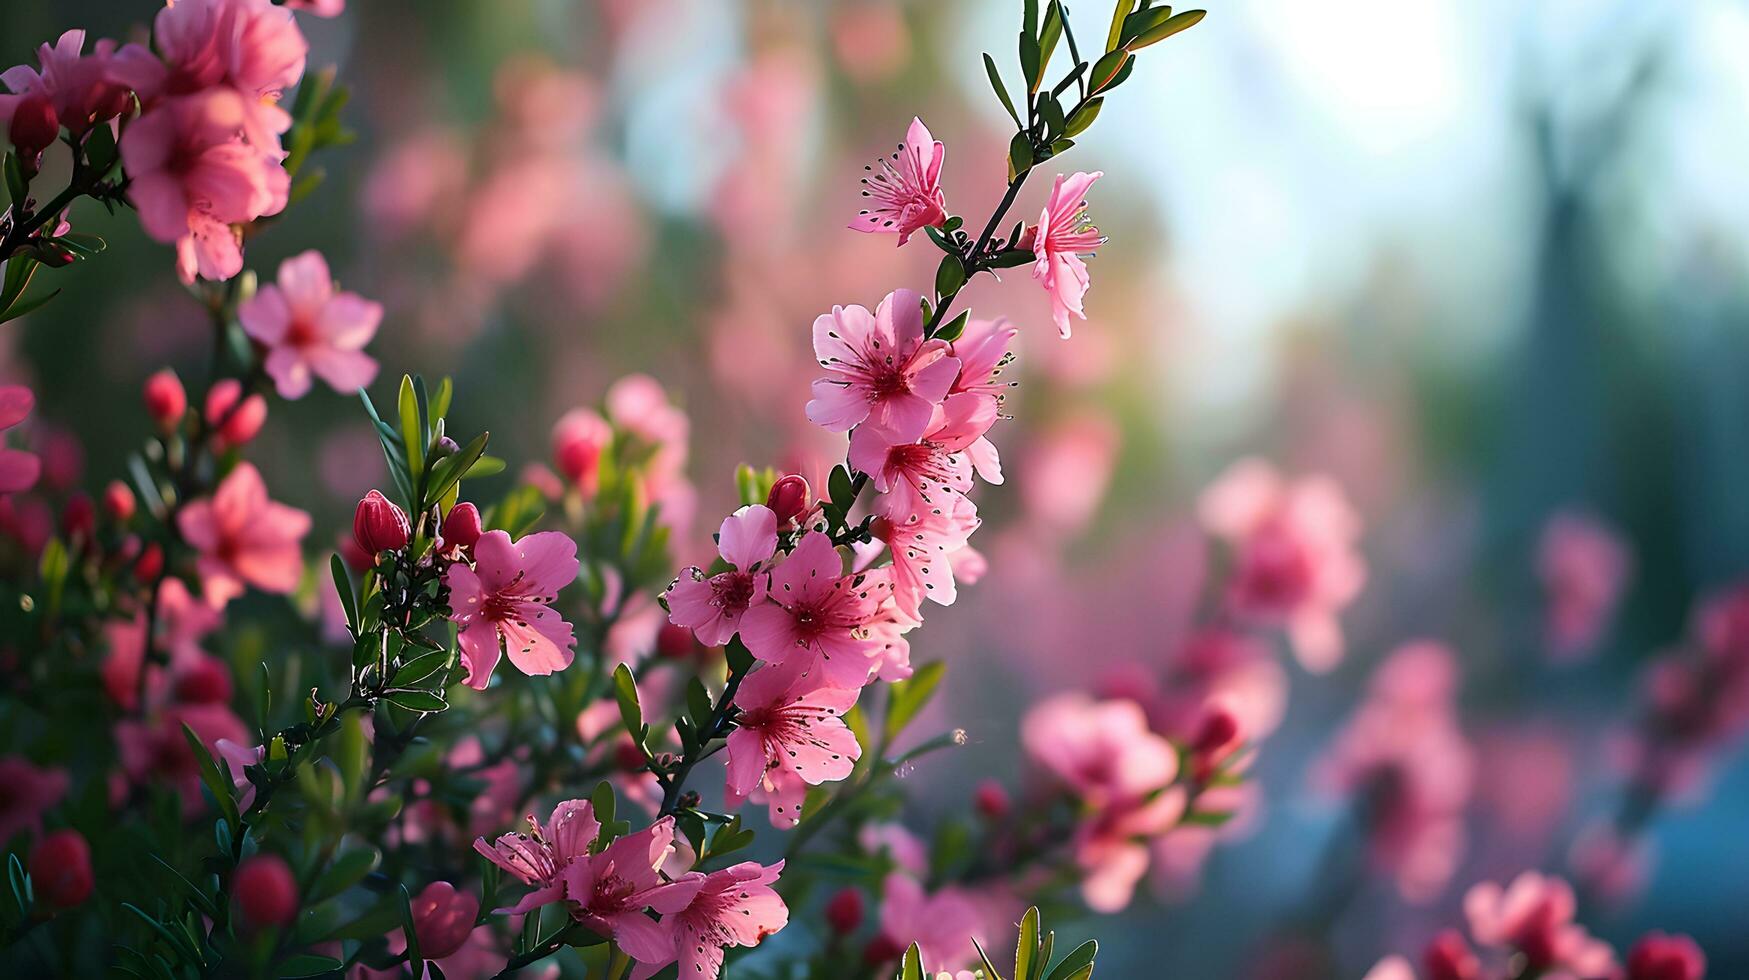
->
[
  {"left": 717, "top": 505, "right": 778, "bottom": 570},
  {"left": 456, "top": 620, "right": 503, "bottom": 690}
]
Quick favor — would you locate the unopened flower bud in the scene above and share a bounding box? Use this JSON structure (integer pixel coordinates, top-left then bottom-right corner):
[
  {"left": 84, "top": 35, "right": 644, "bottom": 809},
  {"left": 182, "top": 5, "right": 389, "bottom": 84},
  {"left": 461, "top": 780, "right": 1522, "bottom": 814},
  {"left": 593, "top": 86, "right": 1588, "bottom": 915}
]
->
[
  {"left": 143, "top": 369, "right": 187, "bottom": 431},
  {"left": 431, "top": 435, "right": 460, "bottom": 458},
  {"left": 439, "top": 501, "right": 482, "bottom": 552},
  {"left": 863, "top": 933, "right": 904, "bottom": 965},
  {"left": 103, "top": 481, "right": 136, "bottom": 522},
  {"left": 1625, "top": 932, "right": 1705, "bottom": 980},
  {"left": 657, "top": 622, "right": 696, "bottom": 658},
  {"left": 29, "top": 829, "right": 93, "bottom": 909},
  {"left": 766, "top": 474, "right": 811, "bottom": 526},
  {"left": 1424, "top": 930, "right": 1481, "bottom": 980},
  {"left": 613, "top": 737, "right": 647, "bottom": 772},
  {"left": 8, "top": 94, "right": 59, "bottom": 158},
  {"left": 551, "top": 408, "right": 611, "bottom": 488},
  {"left": 353, "top": 490, "right": 411, "bottom": 555},
  {"left": 1193, "top": 708, "right": 1241, "bottom": 755},
  {"left": 974, "top": 779, "right": 1011, "bottom": 820},
  {"left": 410, "top": 881, "right": 479, "bottom": 960},
  {"left": 825, "top": 887, "right": 865, "bottom": 935},
  {"left": 60, "top": 493, "right": 94, "bottom": 540},
  {"left": 205, "top": 379, "right": 267, "bottom": 447},
  {"left": 134, "top": 542, "right": 164, "bottom": 581},
  {"left": 234, "top": 854, "right": 298, "bottom": 929}
]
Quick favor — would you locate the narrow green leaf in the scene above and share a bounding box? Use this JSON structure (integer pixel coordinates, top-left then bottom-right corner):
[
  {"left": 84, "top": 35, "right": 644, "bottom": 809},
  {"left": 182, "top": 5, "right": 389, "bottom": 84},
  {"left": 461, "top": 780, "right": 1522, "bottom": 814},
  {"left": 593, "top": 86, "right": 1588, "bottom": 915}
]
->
[
  {"left": 984, "top": 54, "right": 1023, "bottom": 129},
  {"left": 613, "top": 663, "right": 644, "bottom": 745},
  {"left": 1019, "top": 32, "right": 1042, "bottom": 94},
  {"left": 1015, "top": 907, "right": 1039, "bottom": 980},
  {"left": 935, "top": 310, "right": 972, "bottom": 343},
  {"left": 934, "top": 254, "right": 966, "bottom": 302},
  {"left": 1036, "top": 2, "right": 1064, "bottom": 89},
  {"left": 1009, "top": 132, "right": 1034, "bottom": 180},
  {"left": 277, "top": 954, "right": 344, "bottom": 978},
  {"left": 381, "top": 689, "right": 447, "bottom": 713},
  {"left": 1065, "top": 98, "right": 1104, "bottom": 137},
  {"left": 885, "top": 661, "right": 946, "bottom": 741},
  {"left": 429, "top": 377, "right": 454, "bottom": 422},
  {"left": 392, "top": 649, "right": 451, "bottom": 689},
  {"left": 973, "top": 938, "right": 1010, "bottom": 980},
  {"left": 330, "top": 555, "right": 357, "bottom": 635},
  {"left": 397, "top": 375, "right": 423, "bottom": 497},
  {"left": 1106, "top": 0, "right": 1133, "bottom": 51},
  {"left": 901, "top": 943, "right": 926, "bottom": 980},
  {"left": 399, "top": 883, "right": 424, "bottom": 975},
  {"left": 1089, "top": 50, "right": 1129, "bottom": 92},
  {"left": 1044, "top": 940, "right": 1098, "bottom": 980},
  {"left": 308, "top": 847, "right": 381, "bottom": 904},
  {"left": 1130, "top": 8, "right": 1205, "bottom": 48}
]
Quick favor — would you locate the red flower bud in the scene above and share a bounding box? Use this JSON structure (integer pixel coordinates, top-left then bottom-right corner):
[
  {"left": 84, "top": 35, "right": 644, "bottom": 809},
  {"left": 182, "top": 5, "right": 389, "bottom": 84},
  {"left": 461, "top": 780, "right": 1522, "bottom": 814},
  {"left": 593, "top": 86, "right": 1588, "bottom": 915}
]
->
[
  {"left": 174, "top": 657, "right": 234, "bottom": 705},
  {"left": 410, "top": 881, "right": 479, "bottom": 960},
  {"left": 1626, "top": 932, "right": 1706, "bottom": 980},
  {"left": 234, "top": 854, "right": 298, "bottom": 929},
  {"left": 551, "top": 408, "right": 611, "bottom": 489},
  {"left": 1193, "top": 707, "right": 1241, "bottom": 755},
  {"left": 825, "top": 887, "right": 865, "bottom": 935},
  {"left": 103, "top": 481, "right": 136, "bottom": 523},
  {"left": 1424, "top": 929, "right": 1481, "bottom": 980},
  {"left": 765, "top": 474, "right": 811, "bottom": 526},
  {"left": 8, "top": 94, "right": 59, "bottom": 157},
  {"left": 657, "top": 622, "right": 697, "bottom": 658},
  {"left": 613, "top": 737, "right": 648, "bottom": 772},
  {"left": 353, "top": 490, "right": 411, "bottom": 555},
  {"left": 143, "top": 369, "right": 187, "bottom": 432},
  {"left": 974, "top": 779, "right": 1011, "bottom": 820},
  {"left": 29, "top": 829, "right": 93, "bottom": 909},
  {"left": 440, "top": 502, "right": 482, "bottom": 552},
  {"left": 862, "top": 933, "right": 903, "bottom": 965},
  {"left": 205, "top": 379, "right": 267, "bottom": 447},
  {"left": 60, "top": 493, "right": 95, "bottom": 541},
  {"left": 134, "top": 542, "right": 164, "bottom": 581}
]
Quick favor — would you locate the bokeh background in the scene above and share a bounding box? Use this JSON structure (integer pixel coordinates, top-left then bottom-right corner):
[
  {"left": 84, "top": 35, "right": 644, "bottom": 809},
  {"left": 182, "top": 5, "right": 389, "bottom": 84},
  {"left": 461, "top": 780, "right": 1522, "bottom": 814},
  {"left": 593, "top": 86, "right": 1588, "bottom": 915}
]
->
[{"left": 6, "top": 0, "right": 1749, "bottom": 975}]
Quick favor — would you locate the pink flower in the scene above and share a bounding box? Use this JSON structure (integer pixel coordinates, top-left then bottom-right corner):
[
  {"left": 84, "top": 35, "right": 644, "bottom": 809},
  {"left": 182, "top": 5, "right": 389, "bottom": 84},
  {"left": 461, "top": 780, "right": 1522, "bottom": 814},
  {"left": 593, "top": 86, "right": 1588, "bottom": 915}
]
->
[
  {"left": 562, "top": 817, "right": 702, "bottom": 968},
  {"left": 849, "top": 394, "right": 999, "bottom": 521},
  {"left": 551, "top": 408, "right": 612, "bottom": 491},
  {"left": 239, "top": 251, "right": 382, "bottom": 399},
  {"left": 631, "top": 861, "right": 789, "bottom": 980},
  {"left": 286, "top": 0, "right": 346, "bottom": 16},
  {"left": 737, "top": 531, "right": 893, "bottom": 688},
  {"left": 445, "top": 530, "right": 580, "bottom": 689},
  {"left": 806, "top": 288, "right": 960, "bottom": 443},
  {"left": 213, "top": 739, "right": 264, "bottom": 810},
  {"left": 0, "top": 30, "right": 156, "bottom": 145},
  {"left": 1022, "top": 693, "right": 1177, "bottom": 807},
  {"left": 178, "top": 462, "right": 311, "bottom": 607},
  {"left": 667, "top": 505, "right": 778, "bottom": 646},
  {"left": 1626, "top": 932, "right": 1705, "bottom": 980},
  {"left": 874, "top": 874, "right": 986, "bottom": 974},
  {"left": 1360, "top": 957, "right": 1416, "bottom": 980},
  {"left": 121, "top": 89, "right": 290, "bottom": 282},
  {"left": 1198, "top": 458, "right": 1366, "bottom": 672},
  {"left": 725, "top": 663, "right": 862, "bottom": 819},
  {"left": 1030, "top": 170, "right": 1104, "bottom": 338},
  {"left": 870, "top": 495, "right": 981, "bottom": 619},
  {"left": 115, "top": 703, "right": 251, "bottom": 809},
  {"left": 147, "top": 0, "right": 307, "bottom": 150},
  {"left": 473, "top": 799, "right": 601, "bottom": 913},
  {"left": 0, "top": 386, "right": 42, "bottom": 494},
  {"left": 0, "top": 756, "right": 69, "bottom": 844},
  {"left": 1538, "top": 511, "right": 1631, "bottom": 660},
  {"left": 410, "top": 881, "right": 480, "bottom": 960},
  {"left": 1464, "top": 872, "right": 1616, "bottom": 976},
  {"left": 849, "top": 117, "right": 947, "bottom": 246}
]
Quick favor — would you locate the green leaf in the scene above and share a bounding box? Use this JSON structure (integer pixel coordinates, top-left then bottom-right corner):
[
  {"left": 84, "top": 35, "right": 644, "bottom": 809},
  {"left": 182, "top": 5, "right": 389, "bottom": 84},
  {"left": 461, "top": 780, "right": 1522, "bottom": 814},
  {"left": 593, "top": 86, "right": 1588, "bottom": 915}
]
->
[
  {"left": 935, "top": 310, "right": 971, "bottom": 344},
  {"left": 399, "top": 883, "right": 424, "bottom": 975},
  {"left": 1036, "top": 2, "right": 1064, "bottom": 89},
  {"left": 885, "top": 661, "right": 946, "bottom": 741},
  {"left": 828, "top": 465, "right": 856, "bottom": 509},
  {"left": 1131, "top": 9, "right": 1205, "bottom": 48},
  {"left": 392, "top": 649, "right": 451, "bottom": 689},
  {"left": 613, "top": 663, "right": 645, "bottom": 745},
  {"left": 277, "top": 954, "right": 344, "bottom": 978},
  {"left": 7, "top": 853, "right": 32, "bottom": 915},
  {"left": 726, "top": 635, "right": 755, "bottom": 675},
  {"left": 1090, "top": 50, "right": 1129, "bottom": 92},
  {"left": 1009, "top": 132, "right": 1034, "bottom": 181},
  {"left": 2, "top": 152, "right": 25, "bottom": 206},
  {"left": 1107, "top": 0, "right": 1133, "bottom": 51},
  {"left": 1033, "top": 931, "right": 1055, "bottom": 980},
  {"left": 397, "top": 375, "right": 423, "bottom": 500},
  {"left": 308, "top": 847, "right": 381, "bottom": 904},
  {"left": 146, "top": 854, "right": 218, "bottom": 920},
  {"left": 934, "top": 254, "right": 966, "bottom": 302},
  {"left": 1040, "top": 95, "right": 1067, "bottom": 138},
  {"left": 330, "top": 555, "right": 357, "bottom": 636},
  {"left": 1121, "top": 6, "right": 1175, "bottom": 44},
  {"left": 465, "top": 455, "right": 505, "bottom": 479},
  {"left": 429, "top": 377, "right": 453, "bottom": 422},
  {"left": 1065, "top": 98, "right": 1104, "bottom": 137},
  {"left": 181, "top": 723, "right": 239, "bottom": 831},
  {"left": 1015, "top": 907, "right": 1040, "bottom": 980},
  {"left": 989, "top": 248, "right": 1036, "bottom": 269},
  {"left": 1019, "top": 32, "right": 1041, "bottom": 94},
  {"left": 1044, "top": 940, "right": 1098, "bottom": 980},
  {"left": 1024, "top": 0, "right": 1039, "bottom": 38},
  {"left": 984, "top": 54, "right": 1023, "bottom": 129},
  {"left": 973, "top": 938, "right": 1010, "bottom": 980},
  {"left": 381, "top": 689, "right": 447, "bottom": 713},
  {"left": 900, "top": 943, "right": 926, "bottom": 980},
  {"left": 685, "top": 678, "right": 715, "bottom": 734},
  {"left": 425, "top": 431, "right": 488, "bottom": 509}
]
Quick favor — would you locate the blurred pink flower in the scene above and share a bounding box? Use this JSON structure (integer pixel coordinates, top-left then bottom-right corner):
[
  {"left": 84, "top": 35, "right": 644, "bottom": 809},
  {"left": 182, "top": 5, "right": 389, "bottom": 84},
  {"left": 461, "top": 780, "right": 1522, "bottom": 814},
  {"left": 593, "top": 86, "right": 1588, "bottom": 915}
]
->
[
  {"left": 285, "top": 0, "right": 345, "bottom": 17},
  {"left": 807, "top": 288, "right": 960, "bottom": 443},
  {"left": 239, "top": 250, "right": 382, "bottom": 399},
  {"left": 121, "top": 89, "right": 289, "bottom": 283},
  {"left": 632, "top": 861, "right": 788, "bottom": 980},
  {"left": 875, "top": 873, "right": 986, "bottom": 974},
  {"left": 1020, "top": 412, "right": 1118, "bottom": 537},
  {"left": 178, "top": 462, "right": 310, "bottom": 607},
  {"left": 445, "top": 529, "right": 580, "bottom": 689},
  {"left": 725, "top": 663, "right": 861, "bottom": 819},
  {"left": 1030, "top": 170, "right": 1104, "bottom": 338},
  {"left": 0, "top": 30, "right": 155, "bottom": 145},
  {"left": 1198, "top": 458, "right": 1366, "bottom": 672},
  {"left": 410, "top": 881, "right": 479, "bottom": 960},
  {"left": 475, "top": 799, "right": 601, "bottom": 914},
  {"left": 1464, "top": 872, "right": 1616, "bottom": 977},
  {"left": 668, "top": 505, "right": 777, "bottom": 647},
  {"left": 1538, "top": 511, "right": 1631, "bottom": 660},
  {"left": 115, "top": 702, "right": 250, "bottom": 809},
  {"left": 0, "top": 385, "right": 42, "bottom": 494},
  {"left": 0, "top": 755, "right": 69, "bottom": 844},
  {"left": 1626, "top": 932, "right": 1706, "bottom": 980},
  {"left": 738, "top": 531, "right": 893, "bottom": 689},
  {"left": 145, "top": 0, "right": 305, "bottom": 149},
  {"left": 849, "top": 117, "right": 947, "bottom": 246}
]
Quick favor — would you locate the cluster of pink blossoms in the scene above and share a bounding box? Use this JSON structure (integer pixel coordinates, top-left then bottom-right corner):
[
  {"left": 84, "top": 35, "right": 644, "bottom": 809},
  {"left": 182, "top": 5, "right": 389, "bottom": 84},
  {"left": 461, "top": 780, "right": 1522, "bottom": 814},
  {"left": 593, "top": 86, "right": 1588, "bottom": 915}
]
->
[
  {"left": 0, "top": 0, "right": 348, "bottom": 283},
  {"left": 1365, "top": 871, "right": 1703, "bottom": 980}
]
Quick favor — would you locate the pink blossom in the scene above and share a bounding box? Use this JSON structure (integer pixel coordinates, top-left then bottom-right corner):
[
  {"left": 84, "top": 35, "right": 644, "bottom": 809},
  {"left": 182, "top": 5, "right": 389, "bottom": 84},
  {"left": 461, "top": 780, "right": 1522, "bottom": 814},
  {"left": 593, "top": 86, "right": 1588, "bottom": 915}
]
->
[
  {"left": 1538, "top": 511, "right": 1631, "bottom": 660},
  {"left": 667, "top": 505, "right": 778, "bottom": 646},
  {"left": 146, "top": 0, "right": 307, "bottom": 149},
  {"left": 178, "top": 462, "right": 311, "bottom": 607},
  {"left": 1198, "top": 458, "right": 1366, "bottom": 672},
  {"left": 870, "top": 495, "right": 981, "bottom": 619},
  {"left": 1464, "top": 872, "right": 1616, "bottom": 976},
  {"left": 1626, "top": 932, "right": 1705, "bottom": 980},
  {"left": 0, "top": 756, "right": 69, "bottom": 844},
  {"left": 874, "top": 874, "right": 986, "bottom": 974},
  {"left": 121, "top": 89, "right": 290, "bottom": 282},
  {"left": 725, "top": 663, "right": 862, "bottom": 819},
  {"left": 285, "top": 0, "right": 346, "bottom": 16},
  {"left": 850, "top": 395, "right": 999, "bottom": 521},
  {"left": 445, "top": 529, "right": 580, "bottom": 689},
  {"left": 0, "top": 386, "right": 42, "bottom": 494},
  {"left": 1019, "top": 413, "right": 1117, "bottom": 537},
  {"left": 473, "top": 799, "right": 602, "bottom": 914},
  {"left": 239, "top": 251, "right": 382, "bottom": 399},
  {"left": 849, "top": 117, "right": 947, "bottom": 245},
  {"left": 737, "top": 531, "right": 893, "bottom": 688},
  {"left": 806, "top": 288, "right": 960, "bottom": 443},
  {"left": 1360, "top": 957, "right": 1416, "bottom": 980},
  {"left": 551, "top": 408, "right": 612, "bottom": 491},
  {"left": 1022, "top": 693, "right": 1177, "bottom": 807},
  {"left": 0, "top": 30, "right": 156, "bottom": 143},
  {"left": 631, "top": 861, "right": 789, "bottom": 980},
  {"left": 1030, "top": 171, "right": 1104, "bottom": 338},
  {"left": 410, "top": 881, "right": 480, "bottom": 960},
  {"left": 561, "top": 817, "right": 702, "bottom": 967},
  {"left": 115, "top": 703, "right": 251, "bottom": 809}
]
